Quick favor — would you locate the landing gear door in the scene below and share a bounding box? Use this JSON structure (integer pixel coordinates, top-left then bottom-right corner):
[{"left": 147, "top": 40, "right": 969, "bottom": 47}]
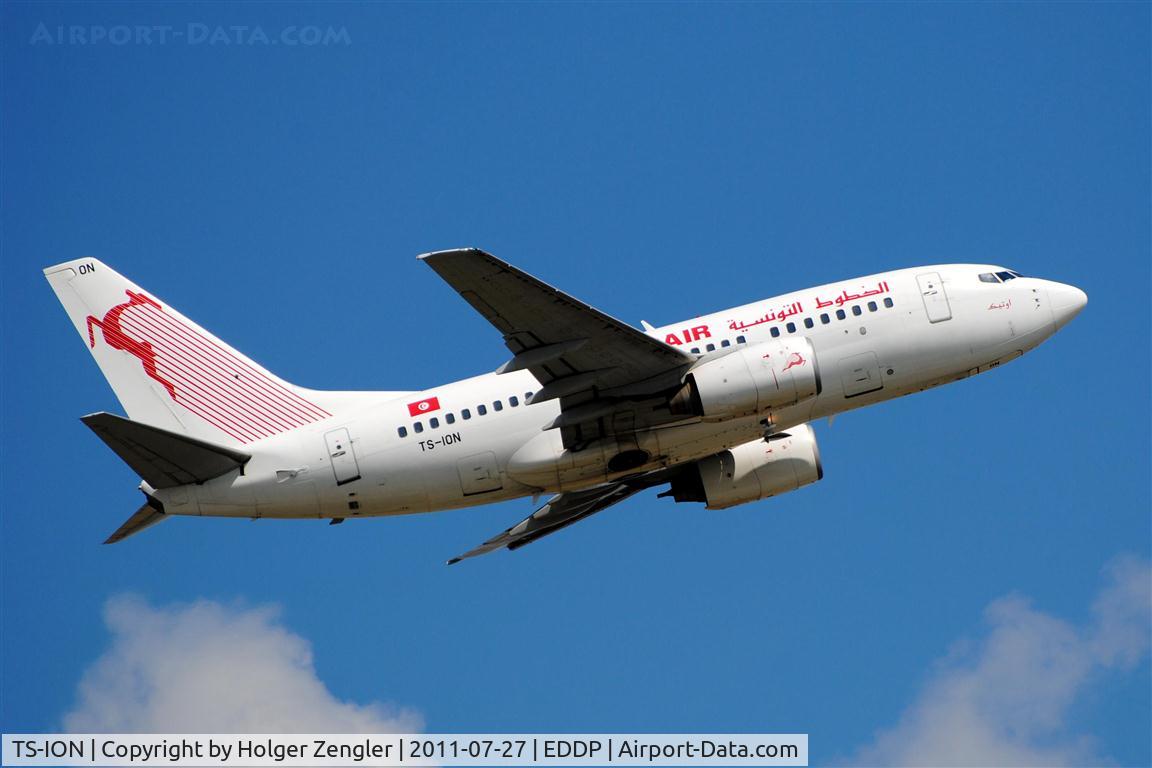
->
[
  {"left": 917, "top": 272, "right": 952, "bottom": 323},
  {"left": 325, "top": 428, "right": 361, "bottom": 486}
]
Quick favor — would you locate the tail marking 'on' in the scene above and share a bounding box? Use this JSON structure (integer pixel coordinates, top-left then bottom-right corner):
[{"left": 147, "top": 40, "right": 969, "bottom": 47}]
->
[{"left": 85, "top": 289, "right": 330, "bottom": 443}]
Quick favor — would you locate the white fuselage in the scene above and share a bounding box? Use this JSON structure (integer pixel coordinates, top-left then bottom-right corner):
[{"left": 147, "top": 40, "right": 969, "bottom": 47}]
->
[{"left": 158, "top": 264, "right": 1084, "bottom": 522}]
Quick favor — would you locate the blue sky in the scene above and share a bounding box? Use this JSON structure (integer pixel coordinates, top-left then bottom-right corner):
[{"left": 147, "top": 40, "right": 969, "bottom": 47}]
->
[{"left": 2, "top": 2, "right": 1149, "bottom": 765}]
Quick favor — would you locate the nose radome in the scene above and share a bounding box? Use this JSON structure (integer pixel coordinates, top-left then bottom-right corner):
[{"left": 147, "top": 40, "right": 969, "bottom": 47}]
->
[{"left": 1049, "top": 282, "right": 1088, "bottom": 330}]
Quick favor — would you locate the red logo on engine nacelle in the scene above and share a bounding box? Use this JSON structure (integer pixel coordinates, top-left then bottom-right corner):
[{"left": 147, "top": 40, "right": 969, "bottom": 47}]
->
[{"left": 781, "top": 352, "right": 806, "bottom": 372}]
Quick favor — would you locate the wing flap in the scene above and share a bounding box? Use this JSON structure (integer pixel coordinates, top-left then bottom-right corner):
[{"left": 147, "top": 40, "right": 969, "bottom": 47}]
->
[
  {"left": 81, "top": 412, "right": 251, "bottom": 489},
  {"left": 448, "top": 483, "right": 644, "bottom": 564}
]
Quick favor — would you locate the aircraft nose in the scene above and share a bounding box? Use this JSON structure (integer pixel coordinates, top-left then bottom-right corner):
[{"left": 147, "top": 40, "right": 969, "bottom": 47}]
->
[{"left": 1048, "top": 282, "right": 1088, "bottom": 330}]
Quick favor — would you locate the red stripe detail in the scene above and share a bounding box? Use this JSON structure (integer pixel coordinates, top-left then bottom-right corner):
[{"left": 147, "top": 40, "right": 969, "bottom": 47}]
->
[
  {"left": 144, "top": 308, "right": 330, "bottom": 422},
  {"left": 147, "top": 306, "right": 331, "bottom": 418},
  {"left": 122, "top": 316, "right": 285, "bottom": 429},
  {"left": 116, "top": 305, "right": 330, "bottom": 443},
  {"left": 131, "top": 305, "right": 324, "bottom": 420},
  {"left": 121, "top": 315, "right": 291, "bottom": 438},
  {"left": 139, "top": 308, "right": 325, "bottom": 421},
  {"left": 123, "top": 317, "right": 296, "bottom": 437},
  {"left": 117, "top": 319, "right": 271, "bottom": 441}
]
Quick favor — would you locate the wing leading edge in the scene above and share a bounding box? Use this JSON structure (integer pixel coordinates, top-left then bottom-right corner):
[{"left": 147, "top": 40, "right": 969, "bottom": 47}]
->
[{"left": 419, "top": 248, "right": 694, "bottom": 406}]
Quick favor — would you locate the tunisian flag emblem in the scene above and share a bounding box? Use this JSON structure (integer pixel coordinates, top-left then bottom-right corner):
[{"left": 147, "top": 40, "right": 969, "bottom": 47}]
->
[{"left": 407, "top": 396, "right": 441, "bottom": 416}]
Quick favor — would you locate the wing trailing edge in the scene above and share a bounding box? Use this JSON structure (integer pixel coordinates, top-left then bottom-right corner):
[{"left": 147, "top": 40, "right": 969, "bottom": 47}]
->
[{"left": 447, "top": 468, "right": 683, "bottom": 564}]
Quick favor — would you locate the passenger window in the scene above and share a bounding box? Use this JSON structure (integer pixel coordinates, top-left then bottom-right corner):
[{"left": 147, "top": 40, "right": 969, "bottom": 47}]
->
[
  {"left": 477, "top": 404, "right": 487, "bottom": 416},
  {"left": 510, "top": 395, "right": 519, "bottom": 407},
  {"left": 883, "top": 298, "right": 894, "bottom": 309},
  {"left": 852, "top": 305, "right": 862, "bottom": 316},
  {"left": 836, "top": 309, "right": 846, "bottom": 320},
  {"left": 786, "top": 322, "right": 796, "bottom": 333},
  {"left": 493, "top": 400, "right": 503, "bottom": 412},
  {"left": 706, "top": 343, "right": 716, "bottom": 352},
  {"left": 820, "top": 313, "right": 830, "bottom": 324},
  {"left": 429, "top": 417, "right": 439, "bottom": 429},
  {"left": 525, "top": 392, "right": 534, "bottom": 402},
  {"left": 397, "top": 426, "right": 408, "bottom": 438},
  {"left": 446, "top": 413, "right": 456, "bottom": 424},
  {"left": 736, "top": 335, "right": 746, "bottom": 344},
  {"left": 691, "top": 347, "right": 701, "bottom": 354},
  {"left": 804, "top": 317, "right": 814, "bottom": 329},
  {"left": 770, "top": 327, "right": 781, "bottom": 338},
  {"left": 413, "top": 422, "right": 424, "bottom": 434},
  {"left": 868, "top": 301, "right": 877, "bottom": 312},
  {"left": 462, "top": 408, "right": 471, "bottom": 420},
  {"left": 721, "top": 339, "right": 731, "bottom": 348}
]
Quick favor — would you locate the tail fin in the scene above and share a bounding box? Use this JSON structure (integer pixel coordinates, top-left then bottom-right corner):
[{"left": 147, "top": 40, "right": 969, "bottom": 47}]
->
[{"left": 45, "top": 258, "right": 332, "bottom": 445}]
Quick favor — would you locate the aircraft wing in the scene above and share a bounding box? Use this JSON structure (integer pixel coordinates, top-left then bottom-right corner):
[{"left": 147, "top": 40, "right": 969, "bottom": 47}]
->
[
  {"left": 420, "top": 249, "right": 694, "bottom": 407},
  {"left": 448, "top": 481, "right": 647, "bottom": 564}
]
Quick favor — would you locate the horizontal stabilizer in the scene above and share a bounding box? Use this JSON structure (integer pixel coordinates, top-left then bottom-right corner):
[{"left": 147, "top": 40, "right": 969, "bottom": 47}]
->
[
  {"left": 105, "top": 497, "right": 167, "bottom": 544},
  {"left": 82, "top": 412, "right": 250, "bottom": 489}
]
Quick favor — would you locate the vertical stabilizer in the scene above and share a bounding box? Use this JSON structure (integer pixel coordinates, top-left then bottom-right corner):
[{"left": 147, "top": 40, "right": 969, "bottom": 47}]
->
[{"left": 45, "top": 258, "right": 332, "bottom": 445}]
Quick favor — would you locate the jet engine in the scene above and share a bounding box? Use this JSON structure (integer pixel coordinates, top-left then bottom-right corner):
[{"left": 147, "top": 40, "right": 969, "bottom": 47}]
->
[
  {"left": 663, "top": 424, "right": 823, "bottom": 509},
  {"left": 669, "top": 338, "right": 821, "bottom": 420}
]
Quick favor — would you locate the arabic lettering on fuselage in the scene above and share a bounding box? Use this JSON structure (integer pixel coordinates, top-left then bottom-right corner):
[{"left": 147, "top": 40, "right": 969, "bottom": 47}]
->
[
  {"left": 814, "top": 281, "right": 890, "bottom": 310},
  {"left": 727, "top": 301, "right": 803, "bottom": 332},
  {"left": 725, "top": 281, "right": 892, "bottom": 332}
]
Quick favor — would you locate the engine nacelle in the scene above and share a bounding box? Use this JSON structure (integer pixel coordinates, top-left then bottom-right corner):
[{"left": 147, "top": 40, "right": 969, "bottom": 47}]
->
[
  {"left": 670, "top": 338, "right": 821, "bottom": 420},
  {"left": 664, "top": 424, "right": 823, "bottom": 509}
]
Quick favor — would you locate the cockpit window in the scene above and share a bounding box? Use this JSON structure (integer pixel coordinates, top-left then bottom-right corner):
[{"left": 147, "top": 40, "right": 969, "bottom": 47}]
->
[{"left": 980, "top": 269, "right": 1025, "bottom": 284}]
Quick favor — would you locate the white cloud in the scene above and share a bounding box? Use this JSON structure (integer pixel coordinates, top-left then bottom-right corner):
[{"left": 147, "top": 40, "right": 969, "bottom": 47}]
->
[
  {"left": 64, "top": 596, "right": 423, "bottom": 733},
  {"left": 849, "top": 556, "right": 1151, "bottom": 767}
]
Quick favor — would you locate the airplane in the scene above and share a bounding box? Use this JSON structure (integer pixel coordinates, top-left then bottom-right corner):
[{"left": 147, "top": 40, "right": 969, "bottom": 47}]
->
[{"left": 45, "top": 250, "right": 1087, "bottom": 563}]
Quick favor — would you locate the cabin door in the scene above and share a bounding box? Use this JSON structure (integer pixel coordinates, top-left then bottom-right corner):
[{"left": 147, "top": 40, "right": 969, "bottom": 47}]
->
[
  {"left": 324, "top": 428, "right": 361, "bottom": 485},
  {"left": 917, "top": 272, "right": 952, "bottom": 323}
]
